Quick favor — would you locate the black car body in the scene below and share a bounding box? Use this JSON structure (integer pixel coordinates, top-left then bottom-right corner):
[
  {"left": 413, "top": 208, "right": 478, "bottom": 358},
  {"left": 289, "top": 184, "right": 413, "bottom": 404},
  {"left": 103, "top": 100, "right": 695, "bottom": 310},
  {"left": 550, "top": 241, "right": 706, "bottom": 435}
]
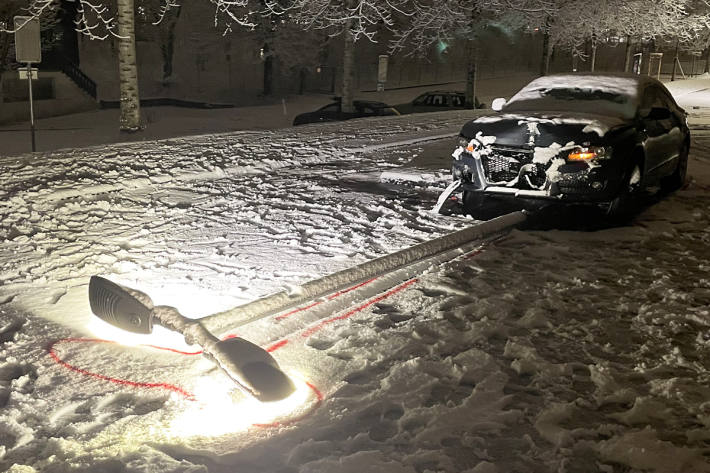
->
[
  {"left": 395, "top": 90, "right": 483, "bottom": 114},
  {"left": 293, "top": 99, "right": 399, "bottom": 125},
  {"left": 451, "top": 73, "right": 690, "bottom": 217}
]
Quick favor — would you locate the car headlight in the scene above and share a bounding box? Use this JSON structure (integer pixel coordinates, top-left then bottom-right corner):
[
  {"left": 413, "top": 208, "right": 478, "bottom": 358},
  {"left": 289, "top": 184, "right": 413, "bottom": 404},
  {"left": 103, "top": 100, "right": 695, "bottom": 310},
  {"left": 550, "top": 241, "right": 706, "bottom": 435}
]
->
[{"left": 567, "top": 146, "right": 611, "bottom": 161}]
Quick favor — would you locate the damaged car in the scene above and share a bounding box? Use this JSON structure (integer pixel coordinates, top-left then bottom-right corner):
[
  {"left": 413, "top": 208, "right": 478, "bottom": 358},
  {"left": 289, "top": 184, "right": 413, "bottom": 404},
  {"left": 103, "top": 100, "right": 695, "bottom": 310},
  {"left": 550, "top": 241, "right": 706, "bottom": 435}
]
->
[{"left": 447, "top": 73, "right": 690, "bottom": 219}]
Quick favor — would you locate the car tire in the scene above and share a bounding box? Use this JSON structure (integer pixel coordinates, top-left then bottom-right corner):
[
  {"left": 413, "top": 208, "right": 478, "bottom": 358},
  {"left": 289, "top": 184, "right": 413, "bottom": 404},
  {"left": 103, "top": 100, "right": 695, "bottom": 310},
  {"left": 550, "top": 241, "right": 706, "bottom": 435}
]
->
[
  {"left": 462, "top": 191, "right": 489, "bottom": 220},
  {"left": 606, "top": 160, "right": 642, "bottom": 219},
  {"left": 660, "top": 142, "right": 689, "bottom": 192}
]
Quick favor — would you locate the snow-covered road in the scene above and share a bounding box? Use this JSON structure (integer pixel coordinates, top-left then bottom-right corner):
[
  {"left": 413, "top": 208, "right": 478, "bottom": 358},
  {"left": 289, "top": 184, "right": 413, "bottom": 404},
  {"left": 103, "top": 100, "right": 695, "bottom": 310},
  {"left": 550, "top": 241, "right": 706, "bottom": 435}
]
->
[{"left": 1, "top": 107, "right": 710, "bottom": 472}]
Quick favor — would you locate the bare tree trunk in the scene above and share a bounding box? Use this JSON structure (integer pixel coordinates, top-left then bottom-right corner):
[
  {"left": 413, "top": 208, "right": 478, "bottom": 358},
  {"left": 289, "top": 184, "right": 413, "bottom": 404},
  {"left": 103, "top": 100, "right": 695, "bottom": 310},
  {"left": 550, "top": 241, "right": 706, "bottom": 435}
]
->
[
  {"left": 590, "top": 43, "right": 597, "bottom": 72},
  {"left": 704, "top": 46, "right": 710, "bottom": 74},
  {"left": 341, "top": 18, "right": 355, "bottom": 113},
  {"left": 540, "top": 16, "right": 552, "bottom": 76},
  {"left": 117, "top": 0, "right": 141, "bottom": 132},
  {"left": 262, "top": 42, "right": 274, "bottom": 96},
  {"left": 0, "top": 34, "right": 10, "bottom": 104},
  {"left": 159, "top": 5, "right": 181, "bottom": 83},
  {"left": 464, "top": 39, "right": 478, "bottom": 109},
  {"left": 624, "top": 36, "right": 632, "bottom": 72},
  {"left": 540, "top": 30, "right": 550, "bottom": 76}
]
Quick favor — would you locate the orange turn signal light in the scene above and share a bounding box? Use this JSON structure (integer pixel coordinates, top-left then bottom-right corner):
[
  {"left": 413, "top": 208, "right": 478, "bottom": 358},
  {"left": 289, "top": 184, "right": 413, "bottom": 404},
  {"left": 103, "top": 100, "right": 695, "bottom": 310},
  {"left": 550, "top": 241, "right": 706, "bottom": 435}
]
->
[{"left": 567, "top": 150, "right": 596, "bottom": 161}]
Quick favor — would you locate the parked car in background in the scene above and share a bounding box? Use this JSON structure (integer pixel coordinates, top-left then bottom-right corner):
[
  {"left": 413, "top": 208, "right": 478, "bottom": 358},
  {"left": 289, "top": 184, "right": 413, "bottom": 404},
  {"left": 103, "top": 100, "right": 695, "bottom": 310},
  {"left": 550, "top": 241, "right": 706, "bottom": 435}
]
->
[
  {"left": 293, "top": 98, "right": 399, "bottom": 125},
  {"left": 395, "top": 91, "right": 484, "bottom": 114},
  {"left": 449, "top": 73, "right": 689, "bottom": 219}
]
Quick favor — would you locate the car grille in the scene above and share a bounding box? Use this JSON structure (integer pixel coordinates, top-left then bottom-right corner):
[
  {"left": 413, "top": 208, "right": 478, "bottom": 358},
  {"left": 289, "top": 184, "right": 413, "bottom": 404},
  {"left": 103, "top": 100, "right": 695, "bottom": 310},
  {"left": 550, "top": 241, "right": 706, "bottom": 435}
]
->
[{"left": 483, "top": 146, "right": 546, "bottom": 188}]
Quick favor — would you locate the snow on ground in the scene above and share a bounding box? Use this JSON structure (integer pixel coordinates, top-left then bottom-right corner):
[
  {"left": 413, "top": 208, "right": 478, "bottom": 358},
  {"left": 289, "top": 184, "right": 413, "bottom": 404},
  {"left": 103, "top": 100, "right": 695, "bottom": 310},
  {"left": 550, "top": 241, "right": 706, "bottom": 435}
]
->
[
  {"left": 1, "top": 79, "right": 710, "bottom": 473},
  {"left": 665, "top": 74, "right": 710, "bottom": 110}
]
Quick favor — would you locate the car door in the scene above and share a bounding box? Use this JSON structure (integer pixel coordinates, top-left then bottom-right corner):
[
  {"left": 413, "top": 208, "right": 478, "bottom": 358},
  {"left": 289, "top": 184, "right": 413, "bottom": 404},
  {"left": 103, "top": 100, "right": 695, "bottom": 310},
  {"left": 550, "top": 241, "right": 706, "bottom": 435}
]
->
[
  {"left": 317, "top": 103, "right": 342, "bottom": 122},
  {"left": 639, "top": 86, "right": 679, "bottom": 182},
  {"left": 656, "top": 90, "right": 686, "bottom": 176}
]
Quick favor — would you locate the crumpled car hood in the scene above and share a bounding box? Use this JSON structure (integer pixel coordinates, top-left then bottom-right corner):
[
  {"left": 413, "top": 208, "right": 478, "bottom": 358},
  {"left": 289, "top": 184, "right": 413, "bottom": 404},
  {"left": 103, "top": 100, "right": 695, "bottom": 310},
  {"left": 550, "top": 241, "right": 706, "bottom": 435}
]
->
[{"left": 460, "top": 111, "right": 630, "bottom": 148}]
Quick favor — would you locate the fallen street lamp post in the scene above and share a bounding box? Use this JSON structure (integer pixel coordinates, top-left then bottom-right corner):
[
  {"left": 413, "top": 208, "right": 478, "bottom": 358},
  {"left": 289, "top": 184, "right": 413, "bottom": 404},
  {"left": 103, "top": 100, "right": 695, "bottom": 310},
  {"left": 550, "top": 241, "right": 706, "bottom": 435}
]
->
[{"left": 88, "top": 276, "right": 296, "bottom": 402}]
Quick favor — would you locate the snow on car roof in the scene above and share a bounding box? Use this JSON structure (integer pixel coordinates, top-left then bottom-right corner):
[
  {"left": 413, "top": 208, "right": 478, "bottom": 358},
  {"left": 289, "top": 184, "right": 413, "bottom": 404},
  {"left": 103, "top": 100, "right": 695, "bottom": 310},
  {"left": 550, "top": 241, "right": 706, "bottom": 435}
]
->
[{"left": 504, "top": 73, "right": 651, "bottom": 119}]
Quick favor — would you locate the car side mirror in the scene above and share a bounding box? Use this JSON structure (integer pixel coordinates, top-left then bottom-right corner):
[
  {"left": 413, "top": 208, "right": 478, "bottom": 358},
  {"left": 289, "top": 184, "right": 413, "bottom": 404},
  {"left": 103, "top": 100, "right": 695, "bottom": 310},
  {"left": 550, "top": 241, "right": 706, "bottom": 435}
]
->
[
  {"left": 645, "top": 107, "right": 671, "bottom": 121},
  {"left": 491, "top": 98, "right": 506, "bottom": 112}
]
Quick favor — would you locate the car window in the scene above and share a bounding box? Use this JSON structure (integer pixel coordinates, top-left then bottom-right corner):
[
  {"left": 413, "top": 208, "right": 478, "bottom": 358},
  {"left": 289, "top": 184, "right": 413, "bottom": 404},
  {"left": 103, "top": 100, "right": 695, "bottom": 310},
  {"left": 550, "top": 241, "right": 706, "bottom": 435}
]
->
[
  {"left": 412, "top": 94, "right": 428, "bottom": 106},
  {"left": 432, "top": 95, "right": 444, "bottom": 106},
  {"left": 640, "top": 86, "right": 669, "bottom": 117},
  {"left": 319, "top": 103, "right": 340, "bottom": 112},
  {"left": 654, "top": 89, "right": 683, "bottom": 125},
  {"left": 640, "top": 87, "right": 665, "bottom": 111},
  {"left": 451, "top": 95, "right": 464, "bottom": 107},
  {"left": 360, "top": 105, "right": 376, "bottom": 115},
  {"left": 658, "top": 89, "right": 680, "bottom": 111}
]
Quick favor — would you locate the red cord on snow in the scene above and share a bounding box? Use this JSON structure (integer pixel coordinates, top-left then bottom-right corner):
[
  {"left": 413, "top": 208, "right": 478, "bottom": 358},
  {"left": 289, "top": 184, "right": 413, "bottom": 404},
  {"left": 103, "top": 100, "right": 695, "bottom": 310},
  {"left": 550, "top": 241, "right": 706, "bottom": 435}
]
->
[{"left": 48, "top": 338, "right": 198, "bottom": 401}]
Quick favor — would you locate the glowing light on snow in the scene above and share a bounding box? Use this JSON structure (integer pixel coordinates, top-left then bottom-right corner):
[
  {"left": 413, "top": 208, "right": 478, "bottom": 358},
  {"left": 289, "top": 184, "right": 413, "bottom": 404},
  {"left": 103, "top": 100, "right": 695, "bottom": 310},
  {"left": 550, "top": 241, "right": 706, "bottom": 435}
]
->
[
  {"left": 87, "top": 316, "right": 196, "bottom": 351},
  {"left": 136, "top": 280, "right": 234, "bottom": 319},
  {"left": 169, "top": 371, "right": 313, "bottom": 437}
]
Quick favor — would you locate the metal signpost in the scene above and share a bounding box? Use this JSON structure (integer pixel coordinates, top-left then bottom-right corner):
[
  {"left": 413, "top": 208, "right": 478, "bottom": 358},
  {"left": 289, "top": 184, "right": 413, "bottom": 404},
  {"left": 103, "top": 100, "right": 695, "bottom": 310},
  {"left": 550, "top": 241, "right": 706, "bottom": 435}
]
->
[
  {"left": 649, "top": 52, "right": 663, "bottom": 80},
  {"left": 691, "top": 51, "right": 702, "bottom": 77},
  {"left": 377, "top": 55, "right": 388, "bottom": 92},
  {"left": 632, "top": 53, "right": 642, "bottom": 75},
  {"left": 14, "top": 16, "right": 42, "bottom": 152}
]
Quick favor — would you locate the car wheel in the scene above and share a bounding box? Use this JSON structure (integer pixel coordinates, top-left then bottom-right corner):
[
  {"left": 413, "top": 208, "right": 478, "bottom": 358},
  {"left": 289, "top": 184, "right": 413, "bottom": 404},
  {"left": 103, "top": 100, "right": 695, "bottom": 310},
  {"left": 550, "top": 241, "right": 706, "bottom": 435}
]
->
[
  {"left": 462, "top": 191, "right": 489, "bottom": 220},
  {"left": 660, "top": 142, "right": 689, "bottom": 192},
  {"left": 606, "top": 161, "right": 642, "bottom": 219}
]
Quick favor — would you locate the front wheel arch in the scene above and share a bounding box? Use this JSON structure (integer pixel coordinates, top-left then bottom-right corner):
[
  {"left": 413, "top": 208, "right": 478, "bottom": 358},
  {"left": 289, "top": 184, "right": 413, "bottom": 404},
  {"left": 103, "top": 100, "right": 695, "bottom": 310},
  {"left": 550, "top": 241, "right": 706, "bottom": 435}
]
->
[{"left": 606, "top": 150, "right": 645, "bottom": 219}]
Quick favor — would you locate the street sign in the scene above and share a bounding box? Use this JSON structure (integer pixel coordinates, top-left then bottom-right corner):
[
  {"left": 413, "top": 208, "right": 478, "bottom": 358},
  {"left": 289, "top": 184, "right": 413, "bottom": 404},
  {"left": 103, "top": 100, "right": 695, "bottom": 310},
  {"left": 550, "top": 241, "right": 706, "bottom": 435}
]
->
[
  {"left": 14, "top": 16, "right": 41, "bottom": 63},
  {"left": 19, "top": 67, "right": 38, "bottom": 80},
  {"left": 14, "top": 16, "right": 41, "bottom": 152}
]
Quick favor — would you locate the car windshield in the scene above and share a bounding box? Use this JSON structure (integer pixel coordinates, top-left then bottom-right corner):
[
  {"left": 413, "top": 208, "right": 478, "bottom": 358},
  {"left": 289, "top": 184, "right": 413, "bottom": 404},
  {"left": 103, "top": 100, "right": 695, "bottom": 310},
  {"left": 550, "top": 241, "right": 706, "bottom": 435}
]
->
[
  {"left": 503, "top": 75, "right": 639, "bottom": 119},
  {"left": 319, "top": 103, "right": 340, "bottom": 112}
]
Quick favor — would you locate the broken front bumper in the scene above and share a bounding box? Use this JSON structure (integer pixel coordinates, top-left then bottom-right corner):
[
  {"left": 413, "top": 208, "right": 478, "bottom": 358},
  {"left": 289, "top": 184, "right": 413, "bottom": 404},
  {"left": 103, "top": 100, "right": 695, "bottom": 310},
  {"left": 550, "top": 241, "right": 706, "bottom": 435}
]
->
[{"left": 451, "top": 148, "right": 623, "bottom": 204}]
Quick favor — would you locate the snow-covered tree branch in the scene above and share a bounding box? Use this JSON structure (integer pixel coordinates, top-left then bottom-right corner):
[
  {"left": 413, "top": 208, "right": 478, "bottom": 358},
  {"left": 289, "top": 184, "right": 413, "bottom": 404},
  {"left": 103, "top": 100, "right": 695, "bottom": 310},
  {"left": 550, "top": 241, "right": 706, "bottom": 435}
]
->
[
  {"left": 390, "top": 0, "right": 555, "bottom": 107},
  {"left": 263, "top": 0, "right": 415, "bottom": 112},
  {"left": 543, "top": 0, "right": 710, "bottom": 71}
]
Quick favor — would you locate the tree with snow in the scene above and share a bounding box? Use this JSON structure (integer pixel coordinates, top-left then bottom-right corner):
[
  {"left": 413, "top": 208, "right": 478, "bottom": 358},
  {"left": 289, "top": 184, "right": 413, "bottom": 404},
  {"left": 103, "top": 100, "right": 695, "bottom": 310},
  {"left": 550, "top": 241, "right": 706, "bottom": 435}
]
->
[
  {"left": 250, "top": 1, "right": 326, "bottom": 97},
  {"left": 265, "top": 0, "right": 412, "bottom": 113},
  {"left": 540, "top": 0, "right": 710, "bottom": 74},
  {"left": 134, "top": 1, "right": 183, "bottom": 85},
  {"left": 390, "top": 0, "right": 554, "bottom": 108},
  {"left": 3, "top": 0, "right": 257, "bottom": 132}
]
